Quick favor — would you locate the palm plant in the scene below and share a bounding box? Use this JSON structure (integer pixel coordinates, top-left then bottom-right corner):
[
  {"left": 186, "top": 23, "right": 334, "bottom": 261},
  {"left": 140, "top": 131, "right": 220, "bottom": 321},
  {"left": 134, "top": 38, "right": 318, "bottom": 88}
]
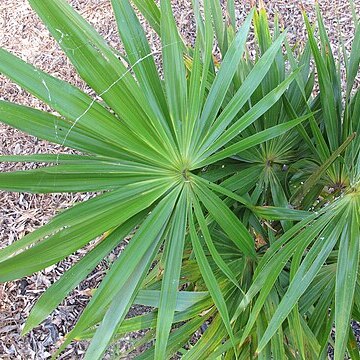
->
[
  {"left": 0, "top": 0, "right": 359, "bottom": 359},
  {"left": 211, "top": 5, "right": 360, "bottom": 360}
]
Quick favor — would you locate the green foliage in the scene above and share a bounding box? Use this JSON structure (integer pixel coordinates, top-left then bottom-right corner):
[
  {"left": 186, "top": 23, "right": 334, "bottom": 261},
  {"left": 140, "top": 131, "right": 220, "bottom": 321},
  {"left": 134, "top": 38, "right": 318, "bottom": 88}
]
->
[{"left": 0, "top": 1, "right": 359, "bottom": 359}]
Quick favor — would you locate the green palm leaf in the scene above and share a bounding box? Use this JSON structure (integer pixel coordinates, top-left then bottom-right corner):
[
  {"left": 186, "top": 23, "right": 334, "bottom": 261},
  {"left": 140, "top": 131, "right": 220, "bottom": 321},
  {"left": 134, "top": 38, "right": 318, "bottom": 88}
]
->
[{"left": 1, "top": 1, "right": 359, "bottom": 358}]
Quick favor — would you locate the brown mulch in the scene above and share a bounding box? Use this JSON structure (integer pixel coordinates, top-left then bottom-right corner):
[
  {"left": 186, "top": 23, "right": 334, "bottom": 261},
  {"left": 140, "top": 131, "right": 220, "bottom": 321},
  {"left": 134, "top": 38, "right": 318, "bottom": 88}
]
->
[{"left": 1, "top": 1, "right": 359, "bottom": 359}]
